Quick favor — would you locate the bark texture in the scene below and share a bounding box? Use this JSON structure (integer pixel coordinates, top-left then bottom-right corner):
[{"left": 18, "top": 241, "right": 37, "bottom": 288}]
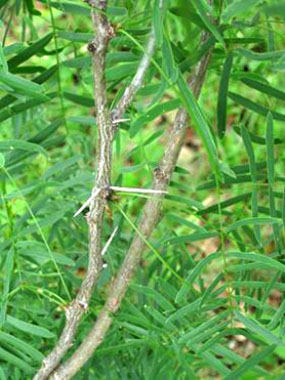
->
[
  {"left": 34, "top": 3, "right": 160, "bottom": 379},
  {"left": 50, "top": 32, "right": 213, "bottom": 379}
]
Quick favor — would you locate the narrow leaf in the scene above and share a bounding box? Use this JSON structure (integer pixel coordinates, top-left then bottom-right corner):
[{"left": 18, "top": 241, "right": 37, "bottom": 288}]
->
[
  {"left": 7, "top": 33, "right": 53, "bottom": 69},
  {"left": 217, "top": 53, "right": 233, "bottom": 138},
  {"left": 177, "top": 72, "right": 220, "bottom": 177},
  {"left": 228, "top": 92, "right": 285, "bottom": 121},
  {"left": 6, "top": 315, "right": 55, "bottom": 338}
]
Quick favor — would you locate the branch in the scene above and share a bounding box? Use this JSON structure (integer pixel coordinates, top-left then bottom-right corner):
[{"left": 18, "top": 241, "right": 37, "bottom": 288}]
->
[
  {"left": 50, "top": 32, "right": 213, "bottom": 379},
  {"left": 33, "top": 3, "right": 114, "bottom": 379},
  {"left": 111, "top": 29, "right": 155, "bottom": 122},
  {"left": 34, "top": 5, "right": 161, "bottom": 380}
]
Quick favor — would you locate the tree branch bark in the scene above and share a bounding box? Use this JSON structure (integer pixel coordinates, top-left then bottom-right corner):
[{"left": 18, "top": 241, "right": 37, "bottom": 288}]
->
[
  {"left": 111, "top": 30, "right": 155, "bottom": 122},
  {"left": 33, "top": 3, "right": 114, "bottom": 379},
  {"left": 34, "top": 4, "right": 160, "bottom": 379},
  {"left": 50, "top": 31, "right": 213, "bottom": 379}
]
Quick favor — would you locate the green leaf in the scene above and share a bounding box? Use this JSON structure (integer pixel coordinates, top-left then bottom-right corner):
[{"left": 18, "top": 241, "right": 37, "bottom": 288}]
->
[
  {"left": 63, "top": 56, "right": 91, "bottom": 68},
  {"left": 17, "top": 240, "right": 75, "bottom": 266},
  {"left": 224, "top": 344, "right": 276, "bottom": 380},
  {"left": 198, "top": 193, "right": 252, "bottom": 215},
  {"left": 0, "top": 367, "right": 6, "bottom": 380},
  {"left": 29, "top": 118, "right": 63, "bottom": 144},
  {"left": 42, "top": 155, "right": 82, "bottom": 179},
  {"left": 0, "top": 331, "right": 44, "bottom": 362},
  {"left": 262, "top": 2, "right": 285, "bottom": 16},
  {"left": 130, "top": 284, "right": 175, "bottom": 311},
  {"left": 106, "top": 7, "right": 127, "bottom": 16},
  {"left": 0, "top": 92, "right": 54, "bottom": 122},
  {"left": 227, "top": 217, "right": 281, "bottom": 232},
  {"left": 236, "top": 48, "right": 285, "bottom": 61},
  {"left": 241, "top": 77, "right": 285, "bottom": 101},
  {"left": 234, "top": 311, "right": 283, "bottom": 345},
  {"left": 198, "top": 173, "right": 267, "bottom": 191},
  {"left": 180, "top": 310, "right": 230, "bottom": 343},
  {"left": 224, "top": 37, "right": 264, "bottom": 45},
  {"left": 162, "top": 35, "right": 178, "bottom": 83},
  {"left": 0, "top": 42, "right": 8, "bottom": 72},
  {"left": 0, "top": 249, "right": 14, "bottom": 326},
  {"left": 0, "top": 347, "right": 34, "bottom": 374},
  {"left": 165, "top": 194, "right": 203, "bottom": 210},
  {"left": 106, "top": 62, "right": 138, "bottom": 82},
  {"left": 222, "top": 0, "right": 264, "bottom": 22},
  {"left": 0, "top": 140, "right": 48, "bottom": 158},
  {"left": 63, "top": 92, "right": 94, "bottom": 107},
  {"left": 228, "top": 251, "right": 285, "bottom": 272},
  {"left": 217, "top": 53, "right": 233, "bottom": 138},
  {"left": 68, "top": 116, "right": 96, "bottom": 125},
  {"left": 164, "top": 231, "right": 218, "bottom": 246},
  {"left": 49, "top": 1, "right": 90, "bottom": 15},
  {"left": 6, "top": 315, "right": 55, "bottom": 338},
  {"left": 193, "top": 0, "right": 224, "bottom": 46},
  {"left": 153, "top": 0, "right": 163, "bottom": 47},
  {"left": 7, "top": 33, "right": 53, "bottom": 69},
  {"left": 3, "top": 42, "right": 25, "bottom": 57},
  {"left": 0, "top": 72, "right": 48, "bottom": 100},
  {"left": 233, "top": 125, "right": 283, "bottom": 145},
  {"left": 241, "top": 124, "right": 259, "bottom": 239},
  {"left": 283, "top": 188, "right": 285, "bottom": 228},
  {"left": 177, "top": 72, "right": 220, "bottom": 178},
  {"left": 228, "top": 92, "right": 285, "bottom": 121},
  {"left": 166, "top": 214, "right": 207, "bottom": 232},
  {"left": 127, "top": 130, "right": 164, "bottom": 157},
  {"left": 129, "top": 99, "right": 180, "bottom": 137},
  {"left": 169, "top": 6, "right": 205, "bottom": 29},
  {"left": 58, "top": 31, "right": 93, "bottom": 43},
  {"left": 0, "top": 152, "right": 5, "bottom": 168},
  {"left": 176, "top": 252, "right": 221, "bottom": 304},
  {"left": 266, "top": 113, "right": 275, "bottom": 185},
  {"left": 268, "top": 298, "right": 285, "bottom": 331},
  {"left": 167, "top": 298, "right": 202, "bottom": 323}
]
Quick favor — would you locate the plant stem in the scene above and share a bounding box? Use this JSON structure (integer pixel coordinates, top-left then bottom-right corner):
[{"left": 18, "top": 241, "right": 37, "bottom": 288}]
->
[{"left": 50, "top": 31, "right": 213, "bottom": 380}]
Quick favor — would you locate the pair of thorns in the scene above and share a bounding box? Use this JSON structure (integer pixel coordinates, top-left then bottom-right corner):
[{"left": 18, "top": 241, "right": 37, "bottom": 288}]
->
[{"left": 74, "top": 186, "right": 167, "bottom": 218}]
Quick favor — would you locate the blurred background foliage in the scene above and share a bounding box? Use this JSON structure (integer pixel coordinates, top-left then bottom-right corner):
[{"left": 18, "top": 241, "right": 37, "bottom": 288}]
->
[{"left": 0, "top": 0, "right": 285, "bottom": 378}]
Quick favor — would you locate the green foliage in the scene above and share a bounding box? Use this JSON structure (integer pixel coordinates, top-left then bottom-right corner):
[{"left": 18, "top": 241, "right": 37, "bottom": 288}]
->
[{"left": 0, "top": 0, "right": 285, "bottom": 379}]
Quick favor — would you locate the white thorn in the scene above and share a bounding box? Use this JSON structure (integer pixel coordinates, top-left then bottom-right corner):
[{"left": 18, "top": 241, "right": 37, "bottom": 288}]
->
[
  {"left": 101, "top": 226, "right": 118, "bottom": 256},
  {"left": 73, "top": 188, "right": 100, "bottom": 217},
  {"left": 112, "top": 118, "right": 130, "bottom": 124},
  {"left": 110, "top": 186, "right": 167, "bottom": 195}
]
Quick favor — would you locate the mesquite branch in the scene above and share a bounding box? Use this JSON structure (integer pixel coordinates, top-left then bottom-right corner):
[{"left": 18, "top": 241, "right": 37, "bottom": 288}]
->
[
  {"left": 33, "top": 3, "right": 114, "bottom": 379},
  {"left": 34, "top": 4, "right": 160, "bottom": 380},
  {"left": 50, "top": 32, "right": 213, "bottom": 379}
]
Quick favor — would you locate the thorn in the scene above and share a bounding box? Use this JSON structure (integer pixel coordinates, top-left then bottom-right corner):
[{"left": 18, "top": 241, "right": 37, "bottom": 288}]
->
[
  {"left": 101, "top": 226, "right": 118, "bottom": 256},
  {"left": 73, "top": 188, "right": 100, "bottom": 217},
  {"left": 110, "top": 186, "right": 167, "bottom": 195},
  {"left": 112, "top": 118, "right": 130, "bottom": 124}
]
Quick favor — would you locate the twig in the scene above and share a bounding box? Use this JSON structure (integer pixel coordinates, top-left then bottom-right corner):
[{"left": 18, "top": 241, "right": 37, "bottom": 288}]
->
[
  {"left": 34, "top": 3, "right": 162, "bottom": 379},
  {"left": 49, "top": 31, "right": 213, "bottom": 379},
  {"left": 33, "top": 2, "right": 114, "bottom": 379},
  {"left": 111, "top": 29, "right": 156, "bottom": 122}
]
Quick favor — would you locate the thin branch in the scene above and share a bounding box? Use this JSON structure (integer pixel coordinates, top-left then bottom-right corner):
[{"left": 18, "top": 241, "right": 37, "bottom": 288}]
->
[
  {"left": 34, "top": 4, "right": 161, "bottom": 379},
  {"left": 50, "top": 32, "right": 213, "bottom": 379},
  {"left": 33, "top": 2, "right": 114, "bottom": 379},
  {"left": 111, "top": 29, "right": 155, "bottom": 122}
]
